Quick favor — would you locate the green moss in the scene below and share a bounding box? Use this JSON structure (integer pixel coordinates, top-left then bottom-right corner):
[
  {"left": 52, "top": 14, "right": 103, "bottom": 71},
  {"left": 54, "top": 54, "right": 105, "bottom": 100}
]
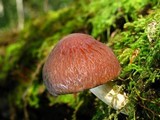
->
[{"left": 111, "top": 9, "right": 160, "bottom": 119}]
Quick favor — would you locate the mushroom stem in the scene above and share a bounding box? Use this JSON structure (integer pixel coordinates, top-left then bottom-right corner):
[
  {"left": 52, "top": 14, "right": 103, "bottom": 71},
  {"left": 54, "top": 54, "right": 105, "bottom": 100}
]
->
[{"left": 90, "top": 81, "right": 128, "bottom": 115}]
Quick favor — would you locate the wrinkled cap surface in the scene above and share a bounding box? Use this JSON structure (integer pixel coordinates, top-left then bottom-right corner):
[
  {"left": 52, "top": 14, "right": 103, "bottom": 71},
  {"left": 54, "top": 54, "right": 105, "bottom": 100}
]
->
[{"left": 43, "top": 33, "right": 121, "bottom": 96}]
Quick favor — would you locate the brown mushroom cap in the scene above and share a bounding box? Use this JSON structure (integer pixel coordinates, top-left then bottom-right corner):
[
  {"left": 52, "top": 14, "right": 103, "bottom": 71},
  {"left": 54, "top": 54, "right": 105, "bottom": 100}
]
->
[{"left": 43, "top": 33, "right": 121, "bottom": 96}]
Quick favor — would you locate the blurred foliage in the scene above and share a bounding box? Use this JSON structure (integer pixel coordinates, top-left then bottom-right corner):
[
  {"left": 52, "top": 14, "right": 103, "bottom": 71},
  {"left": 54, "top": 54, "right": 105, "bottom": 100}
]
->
[
  {"left": 0, "top": 0, "right": 73, "bottom": 29},
  {"left": 0, "top": 0, "right": 160, "bottom": 120},
  {"left": 0, "top": 0, "right": 17, "bottom": 28}
]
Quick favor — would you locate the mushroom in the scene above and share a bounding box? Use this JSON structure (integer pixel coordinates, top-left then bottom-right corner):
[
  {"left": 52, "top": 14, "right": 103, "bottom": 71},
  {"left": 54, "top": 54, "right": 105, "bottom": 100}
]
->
[{"left": 43, "top": 33, "right": 128, "bottom": 114}]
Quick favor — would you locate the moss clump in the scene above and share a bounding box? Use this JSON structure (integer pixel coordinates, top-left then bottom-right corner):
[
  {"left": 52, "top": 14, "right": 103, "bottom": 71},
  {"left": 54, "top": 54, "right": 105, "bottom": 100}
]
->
[{"left": 114, "top": 10, "right": 160, "bottom": 119}]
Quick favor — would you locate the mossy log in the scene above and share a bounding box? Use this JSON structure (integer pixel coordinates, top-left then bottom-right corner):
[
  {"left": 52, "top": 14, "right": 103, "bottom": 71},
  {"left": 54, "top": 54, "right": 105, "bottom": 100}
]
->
[{"left": 0, "top": 0, "right": 159, "bottom": 119}]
